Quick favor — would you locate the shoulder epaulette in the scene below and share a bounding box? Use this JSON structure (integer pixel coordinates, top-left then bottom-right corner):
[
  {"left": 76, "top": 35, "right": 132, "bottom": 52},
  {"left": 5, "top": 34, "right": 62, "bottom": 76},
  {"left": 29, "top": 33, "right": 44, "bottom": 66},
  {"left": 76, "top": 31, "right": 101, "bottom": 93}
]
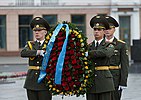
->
[
  {"left": 117, "top": 39, "right": 125, "bottom": 43},
  {"left": 27, "top": 41, "right": 34, "bottom": 50}
]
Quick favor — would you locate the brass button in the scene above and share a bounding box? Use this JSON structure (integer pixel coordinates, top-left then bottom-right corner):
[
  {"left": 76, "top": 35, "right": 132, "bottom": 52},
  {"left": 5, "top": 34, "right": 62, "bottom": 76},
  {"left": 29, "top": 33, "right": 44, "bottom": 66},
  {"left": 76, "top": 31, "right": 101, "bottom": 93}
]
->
[
  {"left": 37, "top": 66, "right": 39, "bottom": 69},
  {"left": 95, "top": 74, "right": 97, "bottom": 77},
  {"left": 35, "top": 72, "right": 38, "bottom": 75},
  {"left": 37, "top": 61, "right": 39, "bottom": 63}
]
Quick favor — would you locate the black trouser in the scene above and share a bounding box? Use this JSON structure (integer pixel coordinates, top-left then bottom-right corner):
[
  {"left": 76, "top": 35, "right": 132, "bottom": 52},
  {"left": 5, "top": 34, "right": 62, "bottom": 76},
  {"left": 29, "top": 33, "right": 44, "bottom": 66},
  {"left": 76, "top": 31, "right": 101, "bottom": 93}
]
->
[
  {"left": 27, "top": 89, "right": 52, "bottom": 100},
  {"left": 86, "top": 92, "right": 112, "bottom": 100},
  {"left": 111, "top": 87, "right": 122, "bottom": 100}
]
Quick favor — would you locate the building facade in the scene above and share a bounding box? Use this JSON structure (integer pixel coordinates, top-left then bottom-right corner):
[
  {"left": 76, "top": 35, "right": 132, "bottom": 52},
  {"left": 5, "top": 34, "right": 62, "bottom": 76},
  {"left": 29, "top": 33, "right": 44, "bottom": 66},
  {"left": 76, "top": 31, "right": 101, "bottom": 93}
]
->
[{"left": 0, "top": 0, "right": 140, "bottom": 59}]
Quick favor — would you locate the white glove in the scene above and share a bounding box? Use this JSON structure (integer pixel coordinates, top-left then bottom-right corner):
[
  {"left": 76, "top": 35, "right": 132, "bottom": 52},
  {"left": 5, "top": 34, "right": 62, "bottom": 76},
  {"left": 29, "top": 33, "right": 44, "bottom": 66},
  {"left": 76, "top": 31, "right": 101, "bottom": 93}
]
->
[
  {"left": 40, "top": 50, "right": 45, "bottom": 56},
  {"left": 85, "top": 52, "right": 88, "bottom": 57},
  {"left": 118, "top": 85, "right": 127, "bottom": 90},
  {"left": 37, "top": 50, "right": 45, "bottom": 56}
]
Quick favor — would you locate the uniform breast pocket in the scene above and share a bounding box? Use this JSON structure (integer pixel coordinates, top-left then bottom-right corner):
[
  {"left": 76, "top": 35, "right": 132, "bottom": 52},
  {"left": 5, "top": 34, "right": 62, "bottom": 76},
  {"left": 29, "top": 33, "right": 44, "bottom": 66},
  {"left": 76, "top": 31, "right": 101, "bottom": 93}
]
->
[
  {"left": 105, "top": 71, "right": 113, "bottom": 78},
  {"left": 112, "top": 49, "right": 120, "bottom": 62}
]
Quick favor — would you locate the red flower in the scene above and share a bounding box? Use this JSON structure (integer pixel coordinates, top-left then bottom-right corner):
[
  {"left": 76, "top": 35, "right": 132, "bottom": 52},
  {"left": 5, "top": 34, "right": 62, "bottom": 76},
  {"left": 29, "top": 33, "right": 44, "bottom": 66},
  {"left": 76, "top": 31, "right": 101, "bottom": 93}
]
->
[
  {"left": 52, "top": 57, "right": 57, "bottom": 61},
  {"left": 65, "top": 85, "right": 69, "bottom": 91},
  {"left": 69, "top": 82, "right": 74, "bottom": 87},
  {"left": 72, "top": 59, "right": 77, "bottom": 65},
  {"left": 64, "top": 61, "right": 69, "bottom": 65},
  {"left": 58, "top": 37, "right": 65, "bottom": 41},
  {"left": 70, "top": 43, "right": 75, "bottom": 48},
  {"left": 46, "top": 75, "right": 51, "bottom": 79},
  {"left": 71, "top": 55, "right": 75, "bottom": 59},
  {"left": 62, "top": 81, "right": 67, "bottom": 86},
  {"left": 69, "top": 40, "right": 74, "bottom": 43},
  {"left": 71, "top": 34, "right": 75, "bottom": 38},
  {"left": 58, "top": 41, "right": 64, "bottom": 47},
  {"left": 73, "top": 70, "right": 79, "bottom": 75},
  {"left": 76, "top": 42, "right": 81, "bottom": 46},
  {"left": 65, "top": 56, "right": 69, "bottom": 60},
  {"left": 75, "top": 81, "right": 81, "bottom": 86},
  {"left": 76, "top": 65, "right": 81, "bottom": 69},
  {"left": 66, "top": 72, "right": 71, "bottom": 76},
  {"left": 58, "top": 47, "right": 62, "bottom": 51},
  {"left": 70, "top": 50, "right": 75, "bottom": 55},
  {"left": 68, "top": 76, "right": 72, "bottom": 82}
]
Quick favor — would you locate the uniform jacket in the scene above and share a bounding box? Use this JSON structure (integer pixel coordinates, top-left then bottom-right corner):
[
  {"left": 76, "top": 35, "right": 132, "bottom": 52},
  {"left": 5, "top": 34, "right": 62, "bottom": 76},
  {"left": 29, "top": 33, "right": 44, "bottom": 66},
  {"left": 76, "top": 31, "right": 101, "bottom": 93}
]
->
[
  {"left": 88, "top": 39, "right": 115, "bottom": 93},
  {"left": 109, "top": 37, "right": 129, "bottom": 87},
  {"left": 21, "top": 41, "right": 48, "bottom": 90}
]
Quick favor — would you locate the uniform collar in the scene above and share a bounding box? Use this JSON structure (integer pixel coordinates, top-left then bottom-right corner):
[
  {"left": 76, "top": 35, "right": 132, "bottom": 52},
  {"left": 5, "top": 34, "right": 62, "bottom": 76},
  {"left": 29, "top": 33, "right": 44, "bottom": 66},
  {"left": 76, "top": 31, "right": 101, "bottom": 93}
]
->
[
  {"left": 95, "top": 38, "right": 103, "bottom": 45},
  {"left": 36, "top": 39, "right": 45, "bottom": 46},
  {"left": 105, "top": 36, "right": 114, "bottom": 42}
]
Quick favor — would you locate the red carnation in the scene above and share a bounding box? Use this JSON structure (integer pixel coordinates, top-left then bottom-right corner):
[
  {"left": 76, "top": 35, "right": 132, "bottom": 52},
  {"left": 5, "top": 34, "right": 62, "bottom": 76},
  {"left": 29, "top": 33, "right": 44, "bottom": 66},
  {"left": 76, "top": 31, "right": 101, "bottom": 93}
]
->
[
  {"left": 76, "top": 42, "right": 81, "bottom": 46},
  {"left": 65, "top": 85, "right": 69, "bottom": 91},
  {"left": 58, "top": 47, "right": 62, "bottom": 51},
  {"left": 71, "top": 34, "right": 75, "bottom": 38},
  {"left": 65, "top": 56, "right": 69, "bottom": 60},
  {"left": 52, "top": 56, "right": 57, "bottom": 61},
  {"left": 66, "top": 72, "right": 71, "bottom": 76},
  {"left": 68, "top": 76, "right": 72, "bottom": 82},
  {"left": 76, "top": 65, "right": 81, "bottom": 69},
  {"left": 62, "top": 81, "right": 67, "bottom": 86},
  {"left": 69, "top": 39, "right": 73, "bottom": 43},
  {"left": 64, "top": 61, "right": 69, "bottom": 65},
  {"left": 69, "top": 82, "right": 75, "bottom": 87},
  {"left": 75, "top": 81, "right": 81, "bottom": 86},
  {"left": 70, "top": 43, "right": 75, "bottom": 48},
  {"left": 58, "top": 31, "right": 63, "bottom": 36},
  {"left": 58, "top": 37, "right": 65, "bottom": 41},
  {"left": 52, "top": 47, "right": 56, "bottom": 51},
  {"left": 70, "top": 50, "right": 75, "bottom": 55},
  {"left": 72, "top": 59, "right": 77, "bottom": 65},
  {"left": 58, "top": 42, "right": 64, "bottom": 47},
  {"left": 71, "top": 55, "right": 75, "bottom": 59},
  {"left": 64, "top": 66, "right": 69, "bottom": 71}
]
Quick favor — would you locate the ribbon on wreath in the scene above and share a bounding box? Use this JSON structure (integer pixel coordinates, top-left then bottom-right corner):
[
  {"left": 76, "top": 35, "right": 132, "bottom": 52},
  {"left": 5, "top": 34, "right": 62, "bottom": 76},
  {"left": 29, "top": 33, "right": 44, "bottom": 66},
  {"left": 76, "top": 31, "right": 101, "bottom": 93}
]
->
[{"left": 38, "top": 23, "right": 69, "bottom": 84}]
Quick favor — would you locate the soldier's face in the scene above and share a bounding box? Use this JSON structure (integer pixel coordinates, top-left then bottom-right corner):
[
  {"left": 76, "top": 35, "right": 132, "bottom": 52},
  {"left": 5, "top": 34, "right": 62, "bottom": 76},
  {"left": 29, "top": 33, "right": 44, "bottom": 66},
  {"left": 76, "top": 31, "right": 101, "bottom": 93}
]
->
[
  {"left": 33, "top": 29, "right": 47, "bottom": 41},
  {"left": 104, "top": 27, "right": 115, "bottom": 37},
  {"left": 93, "top": 28, "right": 105, "bottom": 40}
]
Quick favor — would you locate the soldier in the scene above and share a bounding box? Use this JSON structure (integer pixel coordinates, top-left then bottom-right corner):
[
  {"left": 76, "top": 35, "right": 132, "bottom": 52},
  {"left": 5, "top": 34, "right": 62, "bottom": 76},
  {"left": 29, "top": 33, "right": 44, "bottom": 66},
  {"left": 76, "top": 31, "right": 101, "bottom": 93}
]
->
[
  {"left": 21, "top": 17, "right": 52, "bottom": 100},
  {"left": 104, "top": 16, "right": 129, "bottom": 100},
  {"left": 86, "top": 15, "right": 115, "bottom": 100}
]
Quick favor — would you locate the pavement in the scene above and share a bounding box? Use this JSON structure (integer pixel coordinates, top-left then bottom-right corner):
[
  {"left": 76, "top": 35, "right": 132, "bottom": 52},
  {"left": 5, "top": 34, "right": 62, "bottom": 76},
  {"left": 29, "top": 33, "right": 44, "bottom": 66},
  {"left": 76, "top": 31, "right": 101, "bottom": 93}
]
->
[
  {"left": 0, "top": 57, "right": 141, "bottom": 100},
  {"left": 0, "top": 74, "right": 141, "bottom": 100}
]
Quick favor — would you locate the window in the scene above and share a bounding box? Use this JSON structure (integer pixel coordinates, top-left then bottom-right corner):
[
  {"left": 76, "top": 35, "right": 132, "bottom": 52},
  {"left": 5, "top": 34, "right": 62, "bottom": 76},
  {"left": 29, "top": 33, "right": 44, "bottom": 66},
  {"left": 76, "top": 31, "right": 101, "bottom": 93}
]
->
[
  {"left": 16, "top": 0, "right": 34, "bottom": 6},
  {"left": 41, "top": 0, "right": 59, "bottom": 6},
  {"left": 0, "top": 15, "right": 6, "bottom": 49},
  {"left": 43, "top": 15, "right": 57, "bottom": 29},
  {"left": 119, "top": 16, "right": 131, "bottom": 47},
  {"left": 71, "top": 15, "right": 86, "bottom": 35},
  {"left": 19, "top": 15, "right": 33, "bottom": 48}
]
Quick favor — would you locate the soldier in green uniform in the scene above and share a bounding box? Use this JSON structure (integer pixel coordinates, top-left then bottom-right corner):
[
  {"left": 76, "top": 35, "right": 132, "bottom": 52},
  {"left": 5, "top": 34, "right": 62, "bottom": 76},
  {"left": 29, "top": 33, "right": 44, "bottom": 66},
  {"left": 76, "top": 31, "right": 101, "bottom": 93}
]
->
[
  {"left": 104, "top": 16, "right": 129, "bottom": 100},
  {"left": 21, "top": 17, "right": 52, "bottom": 100},
  {"left": 86, "top": 15, "right": 115, "bottom": 100}
]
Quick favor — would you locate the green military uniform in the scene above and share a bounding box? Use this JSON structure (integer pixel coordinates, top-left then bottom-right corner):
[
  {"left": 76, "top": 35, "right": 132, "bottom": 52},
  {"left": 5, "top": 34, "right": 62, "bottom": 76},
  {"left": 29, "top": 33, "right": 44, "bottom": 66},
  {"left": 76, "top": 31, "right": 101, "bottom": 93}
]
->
[
  {"left": 105, "top": 16, "right": 129, "bottom": 100},
  {"left": 21, "top": 17, "right": 52, "bottom": 100},
  {"left": 86, "top": 15, "right": 115, "bottom": 100},
  {"left": 86, "top": 39, "right": 115, "bottom": 100},
  {"left": 108, "top": 38, "right": 129, "bottom": 100}
]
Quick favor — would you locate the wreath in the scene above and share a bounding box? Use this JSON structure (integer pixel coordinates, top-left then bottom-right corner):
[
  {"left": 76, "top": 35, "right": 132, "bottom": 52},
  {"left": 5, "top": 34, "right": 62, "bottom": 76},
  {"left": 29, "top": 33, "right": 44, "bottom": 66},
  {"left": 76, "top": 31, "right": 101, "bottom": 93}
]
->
[{"left": 38, "top": 22, "right": 94, "bottom": 96}]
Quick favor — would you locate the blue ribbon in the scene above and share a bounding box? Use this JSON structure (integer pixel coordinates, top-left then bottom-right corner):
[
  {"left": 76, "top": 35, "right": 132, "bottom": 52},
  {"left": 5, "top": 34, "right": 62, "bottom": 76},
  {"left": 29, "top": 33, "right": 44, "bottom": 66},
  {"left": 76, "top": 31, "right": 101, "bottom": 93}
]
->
[
  {"left": 55, "top": 24, "right": 69, "bottom": 84},
  {"left": 38, "top": 23, "right": 69, "bottom": 85}
]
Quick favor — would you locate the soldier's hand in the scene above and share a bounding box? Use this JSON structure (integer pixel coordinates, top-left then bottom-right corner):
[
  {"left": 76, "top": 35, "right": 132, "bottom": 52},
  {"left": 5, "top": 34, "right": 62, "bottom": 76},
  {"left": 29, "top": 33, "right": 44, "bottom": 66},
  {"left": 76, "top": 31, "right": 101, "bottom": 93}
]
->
[
  {"left": 37, "top": 50, "right": 45, "bottom": 56},
  {"left": 118, "top": 85, "right": 127, "bottom": 90}
]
